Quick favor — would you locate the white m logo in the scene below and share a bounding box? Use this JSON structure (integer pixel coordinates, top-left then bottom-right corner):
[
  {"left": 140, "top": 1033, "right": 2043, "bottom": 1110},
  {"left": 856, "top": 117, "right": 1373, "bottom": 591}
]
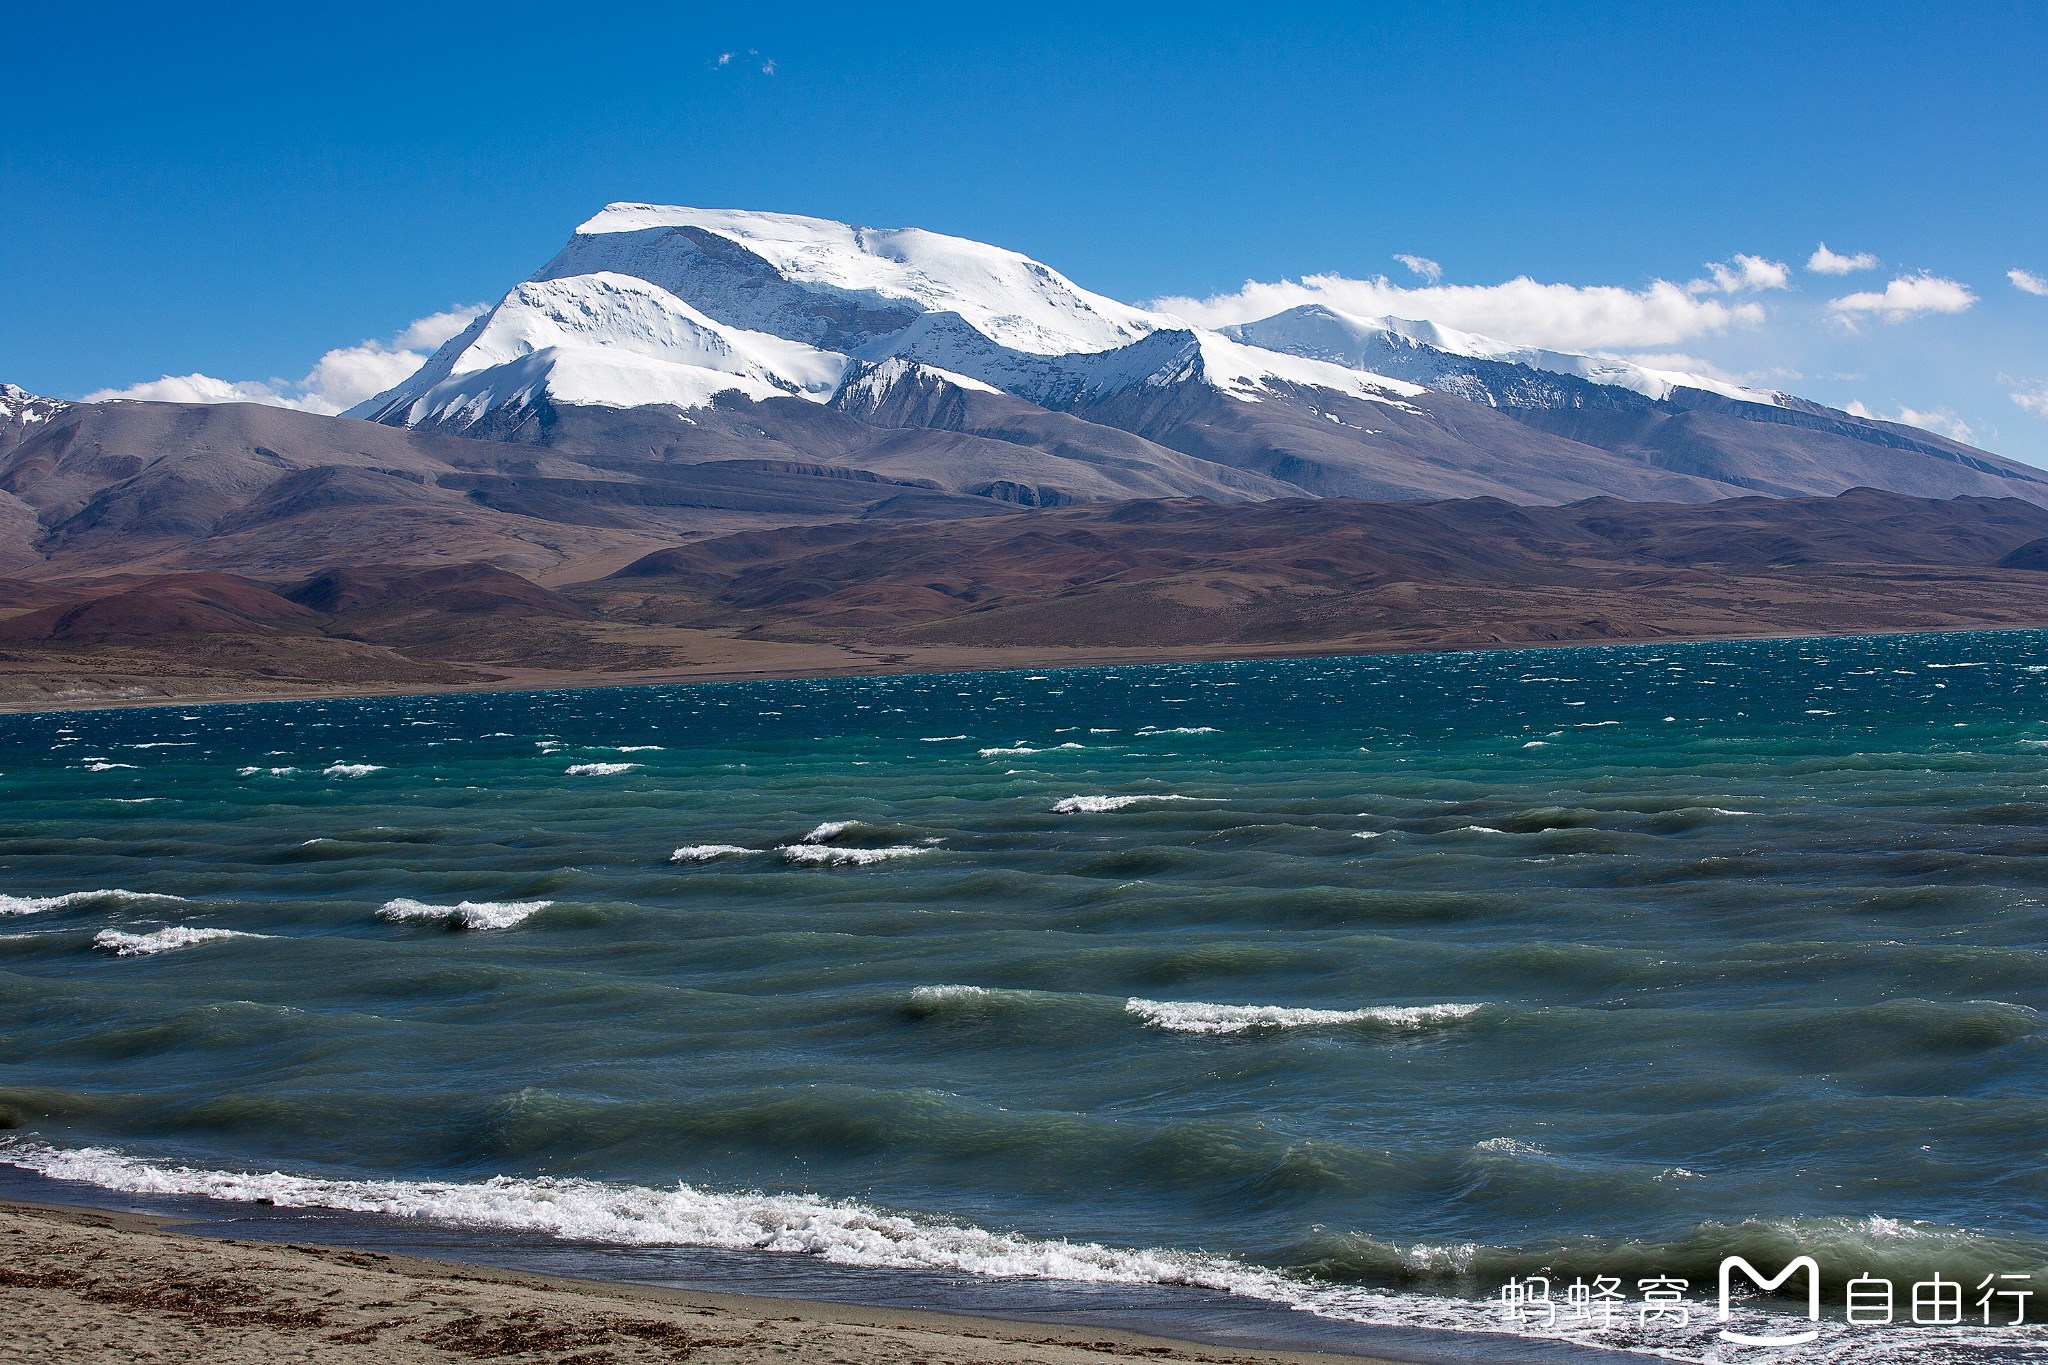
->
[{"left": 1718, "top": 1255, "right": 1821, "bottom": 1346}]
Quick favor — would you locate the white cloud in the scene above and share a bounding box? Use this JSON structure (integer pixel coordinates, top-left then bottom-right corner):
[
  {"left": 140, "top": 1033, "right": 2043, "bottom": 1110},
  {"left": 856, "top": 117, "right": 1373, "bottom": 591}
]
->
[
  {"left": 86, "top": 305, "right": 486, "bottom": 416},
  {"left": 1845, "top": 399, "right": 1975, "bottom": 443},
  {"left": 1393, "top": 254, "right": 1442, "bottom": 284},
  {"left": 1807, "top": 243, "right": 1879, "bottom": 276},
  {"left": 1690, "top": 254, "right": 1791, "bottom": 294},
  {"left": 1825, "top": 274, "right": 1976, "bottom": 328},
  {"left": 2012, "top": 269, "right": 2048, "bottom": 298},
  {"left": 1154, "top": 274, "right": 1767, "bottom": 352},
  {"left": 2014, "top": 385, "right": 2048, "bottom": 418}
]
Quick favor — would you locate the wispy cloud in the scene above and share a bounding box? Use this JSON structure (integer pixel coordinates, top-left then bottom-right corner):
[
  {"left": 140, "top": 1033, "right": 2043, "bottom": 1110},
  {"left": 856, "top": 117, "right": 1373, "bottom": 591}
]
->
[
  {"left": 2013, "top": 384, "right": 2048, "bottom": 419},
  {"left": 1845, "top": 399, "right": 1975, "bottom": 442},
  {"left": 1690, "top": 254, "right": 1791, "bottom": 294},
  {"left": 714, "top": 48, "right": 776, "bottom": 75},
  {"left": 1392, "top": 254, "right": 1441, "bottom": 284},
  {"left": 2012, "top": 269, "right": 2048, "bottom": 298},
  {"left": 86, "top": 306, "right": 485, "bottom": 416},
  {"left": 1155, "top": 272, "right": 1766, "bottom": 352},
  {"left": 1825, "top": 274, "right": 1976, "bottom": 329},
  {"left": 1807, "top": 243, "right": 1879, "bottom": 276}
]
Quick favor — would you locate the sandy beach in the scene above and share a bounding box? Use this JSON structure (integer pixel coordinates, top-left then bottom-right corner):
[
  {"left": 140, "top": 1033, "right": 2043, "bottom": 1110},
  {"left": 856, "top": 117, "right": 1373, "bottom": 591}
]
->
[{"left": 0, "top": 1199, "right": 1405, "bottom": 1365}]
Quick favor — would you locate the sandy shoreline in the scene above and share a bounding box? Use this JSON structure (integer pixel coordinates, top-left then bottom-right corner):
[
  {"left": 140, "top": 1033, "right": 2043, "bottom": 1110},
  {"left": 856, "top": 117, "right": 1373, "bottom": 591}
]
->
[{"left": 0, "top": 1197, "right": 1417, "bottom": 1365}]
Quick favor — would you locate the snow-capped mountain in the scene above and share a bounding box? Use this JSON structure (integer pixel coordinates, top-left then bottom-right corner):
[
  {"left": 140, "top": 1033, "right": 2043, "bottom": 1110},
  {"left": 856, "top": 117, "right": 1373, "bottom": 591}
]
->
[
  {"left": 0, "top": 384, "right": 69, "bottom": 458},
  {"left": 1221, "top": 305, "right": 1780, "bottom": 408},
  {"left": 352, "top": 204, "right": 1423, "bottom": 432},
  {"left": 344, "top": 204, "right": 2048, "bottom": 510}
]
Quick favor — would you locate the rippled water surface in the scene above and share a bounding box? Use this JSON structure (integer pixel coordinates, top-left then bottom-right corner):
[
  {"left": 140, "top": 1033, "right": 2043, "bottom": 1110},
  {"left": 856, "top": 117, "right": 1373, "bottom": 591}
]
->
[{"left": 5, "top": 633, "right": 2048, "bottom": 1361}]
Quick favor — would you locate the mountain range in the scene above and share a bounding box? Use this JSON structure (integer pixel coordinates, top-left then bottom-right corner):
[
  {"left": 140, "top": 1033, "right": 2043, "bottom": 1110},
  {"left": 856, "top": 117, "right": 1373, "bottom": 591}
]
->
[{"left": 6, "top": 205, "right": 2048, "bottom": 706}]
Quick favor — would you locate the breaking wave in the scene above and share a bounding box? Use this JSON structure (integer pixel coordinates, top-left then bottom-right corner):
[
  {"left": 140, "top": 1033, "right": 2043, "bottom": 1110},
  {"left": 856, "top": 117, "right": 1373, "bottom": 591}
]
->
[
  {"left": 377, "top": 898, "right": 551, "bottom": 931},
  {"left": 92, "top": 927, "right": 263, "bottom": 957},
  {"left": 670, "top": 844, "right": 751, "bottom": 863},
  {"left": 1, "top": 889, "right": 187, "bottom": 917},
  {"left": 1051, "top": 794, "right": 1203, "bottom": 814},
  {"left": 780, "top": 845, "right": 929, "bottom": 867},
  {"left": 2, "top": 1141, "right": 2025, "bottom": 1364},
  {"left": 565, "top": 762, "right": 638, "bottom": 776},
  {"left": 1126, "top": 999, "right": 1482, "bottom": 1036},
  {"left": 323, "top": 763, "right": 384, "bottom": 779}
]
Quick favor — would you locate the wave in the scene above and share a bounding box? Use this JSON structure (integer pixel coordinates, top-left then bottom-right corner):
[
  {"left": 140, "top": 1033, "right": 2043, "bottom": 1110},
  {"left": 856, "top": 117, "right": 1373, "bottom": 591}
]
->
[
  {"left": 803, "top": 820, "right": 859, "bottom": 843},
  {"left": 565, "top": 762, "right": 639, "bottom": 776},
  {"left": 1126, "top": 999, "right": 1482, "bottom": 1036},
  {"left": 2, "top": 1141, "right": 2021, "bottom": 1364},
  {"left": 1136, "top": 726, "right": 1221, "bottom": 736},
  {"left": 81, "top": 760, "right": 138, "bottom": 772},
  {"left": 978, "top": 743, "right": 1084, "bottom": 757},
  {"left": 919, "top": 735, "right": 967, "bottom": 742},
  {"left": 377, "top": 898, "right": 551, "bottom": 931},
  {"left": 323, "top": 763, "right": 384, "bottom": 779},
  {"left": 614, "top": 745, "right": 664, "bottom": 753},
  {"left": 0, "top": 889, "right": 187, "bottom": 917},
  {"left": 670, "top": 844, "right": 751, "bottom": 863},
  {"left": 92, "top": 927, "right": 263, "bottom": 957},
  {"left": 238, "top": 766, "right": 297, "bottom": 776},
  {"left": 780, "top": 845, "right": 929, "bottom": 867},
  {"left": 1050, "top": 795, "right": 1203, "bottom": 814}
]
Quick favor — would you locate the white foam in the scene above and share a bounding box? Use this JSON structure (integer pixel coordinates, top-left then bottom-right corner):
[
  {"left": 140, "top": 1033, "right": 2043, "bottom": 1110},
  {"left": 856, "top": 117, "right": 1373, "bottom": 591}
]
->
[
  {"left": 615, "top": 745, "right": 665, "bottom": 752},
  {"left": 1126, "top": 999, "right": 1482, "bottom": 1036},
  {"left": 377, "top": 898, "right": 551, "bottom": 931},
  {"left": 565, "top": 762, "right": 639, "bottom": 776},
  {"left": 81, "top": 761, "right": 138, "bottom": 772},
  {"left": 92, "top": 927, "right": 262, "bottom": 957},
  {"left": 670, "top": 844, "right": 750, "bottom": 863},
  {"left": 0, "top": 890, "right": 187, "bottom": 917},
  {"left": 907, "top": 984, "right": 990, "bottom": 1005},
  {"left": 323, "top": 763, "right": 384, "bottom": 779},
  {"left": 1135, "top": 726, "right": 1220, "bottom": 736},
  {"left": 0, "top": 1140, "right": 2011, "bottom": 1362},
  {"left": 1351, "top": 830, "right": 1385, "bottom": 840},
  {"left": 239, "top": 766, "right": 297, "bottom": 776},
  {"left": 978, "top": 743, "right": 1085, "bottom": 757},
  {"left": 779, "top": 845, "right": 929, "bottom": 867},
  {"left": 919, "top": 735, "right": 967, "bottom": 742},
  {"left": 1050, "top": 795, "right": 1203, "bottom": 814},
  {"left": 802, "top": 820, "right": 859, "bottom": 843}
]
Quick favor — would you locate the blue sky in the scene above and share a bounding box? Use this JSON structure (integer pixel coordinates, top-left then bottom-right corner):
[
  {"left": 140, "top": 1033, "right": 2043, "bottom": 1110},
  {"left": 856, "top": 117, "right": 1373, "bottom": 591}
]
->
[{"left": 6, "top": 1, "right": 2046, "bottom": 459}]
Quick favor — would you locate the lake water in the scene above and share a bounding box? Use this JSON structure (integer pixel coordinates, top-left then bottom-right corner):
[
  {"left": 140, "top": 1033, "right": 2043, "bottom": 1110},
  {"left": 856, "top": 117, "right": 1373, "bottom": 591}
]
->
[{"left": 5, "top": 632, "right": 2048, "bottom": 1362}]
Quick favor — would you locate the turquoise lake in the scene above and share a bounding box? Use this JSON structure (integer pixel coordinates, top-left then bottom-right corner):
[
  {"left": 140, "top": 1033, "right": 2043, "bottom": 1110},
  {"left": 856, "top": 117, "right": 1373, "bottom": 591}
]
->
[{"left": 5, "top": 632, "right": 2048, "bottom": 1362}]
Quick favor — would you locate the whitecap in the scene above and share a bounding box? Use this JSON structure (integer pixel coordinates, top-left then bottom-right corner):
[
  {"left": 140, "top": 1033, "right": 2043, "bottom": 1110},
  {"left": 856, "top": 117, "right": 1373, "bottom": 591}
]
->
[
  {"left": 377, "top": 898, "right": 550, "bottom": 931},
  {"left": 670, "top": 844, "right": 750, "bottom": 863},
  {"left": 1351, "top": 830, "right": 1385, "bottom": 840},
  {"left": 323, "top": 763, "right": 384, "bottom": 779},
  {"left": 1, "top": 889, "right": 187, "bottom": 917},
  {"left": 978, "top": 742, "right": 1084, "bottom": 757},
  {"left": 565, "top": 762, "right": 638, "bottom": 776},
  {"left": 919, "top": 735, "right": 967, "bottom": 742},
  {"left": 93, "top": 927, "right": 262, "bottom": 957},
  {"left": 1126, "top": 998, "right": 1481, "bottom": 1036},
  {"left": 615, "top": 745, "right": 665, "bottom": 753},
  {"left": 802, "top": 820, "right": 860, "bottom": 843},
  {"left": 779, "top": 845, "right": 928, "bottom": 867},
  {"left": 81, "top": 761, "right": 138, "bottom": 772},
  {"left": 1050, "top": 794, "right": 1203, "bottom": 814},
  {"left": 1136, "top": 726, "right": 1220, "bottom": 736}
]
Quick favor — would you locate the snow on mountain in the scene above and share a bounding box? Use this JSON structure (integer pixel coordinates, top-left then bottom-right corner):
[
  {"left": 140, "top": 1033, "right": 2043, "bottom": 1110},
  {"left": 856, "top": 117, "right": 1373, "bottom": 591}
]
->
[
  {"left": 0, "top": 384, "right": 70, "bottom": 457},
  {"left": 0, "top": 384, "right": 67, "bottom": 426},
  {"left": 1223, "top": 305, "right": 1783, "bottom": 407},
  {"left": 352, "top": 272, "right": 847, "bottom": 429},
  {"left": 541, "top": 204, "right": 1161, "bottom": 357},
  {"left": 353, "top": 205, "right": 1423, "bottom": 432}
]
